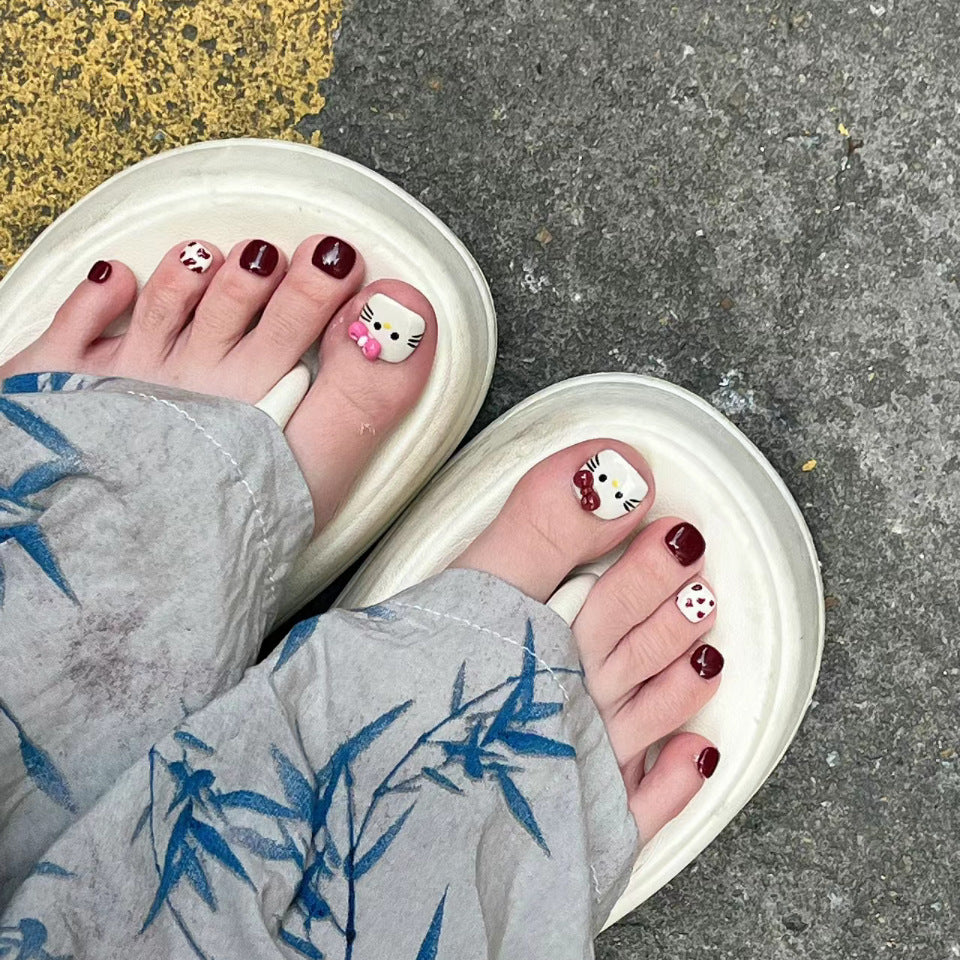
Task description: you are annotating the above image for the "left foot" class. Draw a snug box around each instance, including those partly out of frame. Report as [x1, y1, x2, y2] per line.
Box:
[0, 236, 438, 532]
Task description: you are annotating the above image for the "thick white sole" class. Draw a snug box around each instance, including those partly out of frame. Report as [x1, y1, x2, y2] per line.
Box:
[0, 139, 497, 620]
[336, 373, 824, 926]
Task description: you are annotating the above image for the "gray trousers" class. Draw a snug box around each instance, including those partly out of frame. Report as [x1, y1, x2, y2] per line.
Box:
[0, 374, 637, 959]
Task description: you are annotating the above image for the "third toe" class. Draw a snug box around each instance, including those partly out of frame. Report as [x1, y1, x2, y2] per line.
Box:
[239, 233, 365, 372]
[187, 239, 288, 356]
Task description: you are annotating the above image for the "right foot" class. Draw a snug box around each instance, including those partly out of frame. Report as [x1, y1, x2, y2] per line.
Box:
[0, 237, 437, 533]
[452, 440, 721, 842]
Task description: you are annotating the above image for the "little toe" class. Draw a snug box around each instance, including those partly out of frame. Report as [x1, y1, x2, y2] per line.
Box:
[44, 259, 137, 355]
[236, 234, 365, 375]
[573, 517, 707, 670]
[186, 239, 287, 358]
[122, 240, 223, 361]
[624, 733, 719, 843]
[452, 441, 655, 603]
[283, 278, 436, 533]
[0, 259, 138, 382]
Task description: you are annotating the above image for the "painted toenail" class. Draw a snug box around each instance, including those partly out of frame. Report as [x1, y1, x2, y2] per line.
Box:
[697, 747, 720, 778]
[690, 644, 724, 679]
[349, 294, 426, 363]
[239, 239, 279, 277]
[572, 449, 648, 519]
[676, 581, 717, 622]
[665, 522, 705, 566]
[180, 241, 213, 274]
[87, 260, 112, 283]
[312, 236, 357, 279]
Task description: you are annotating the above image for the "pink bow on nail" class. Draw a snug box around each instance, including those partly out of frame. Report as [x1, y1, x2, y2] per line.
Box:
[349, 320, 381, 360]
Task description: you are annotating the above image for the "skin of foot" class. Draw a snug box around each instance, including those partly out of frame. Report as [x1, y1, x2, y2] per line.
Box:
[0, 236, 438, 532]
[0, 238, 717, 844]
[452, 439, 722, 842]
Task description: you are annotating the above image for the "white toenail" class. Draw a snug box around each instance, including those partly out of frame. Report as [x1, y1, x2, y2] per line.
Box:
[179, 242, 213, 273]
[676, 581, 717, 622]
[352, 294, 425, 363]
[572, 449, 648, 520]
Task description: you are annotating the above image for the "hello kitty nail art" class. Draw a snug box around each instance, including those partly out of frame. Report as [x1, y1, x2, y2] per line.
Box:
[348, 293, 425, 363]
[677, 581, 717, 622]
[179, 241, 213, 273]
[572, 449, 649, 519]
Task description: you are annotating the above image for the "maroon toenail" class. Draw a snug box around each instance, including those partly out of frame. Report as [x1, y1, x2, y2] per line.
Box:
[697, 746, 720, 778]
[313, 236, 356, 279]
[665, 522, 705, 566]
[87, 260, 112, 284]
[691, 644, 724, 679]
[239, 239, 279, 277]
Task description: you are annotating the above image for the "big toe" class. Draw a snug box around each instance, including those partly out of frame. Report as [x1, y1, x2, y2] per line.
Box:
[284, 278, 437, 533]
[450, 440, 655, 602]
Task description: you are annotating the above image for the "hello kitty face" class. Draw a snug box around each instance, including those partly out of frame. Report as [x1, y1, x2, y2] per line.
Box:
[349, 294, 425, 363]
[572, 449, 649, 519]
[179, 241, 213, 273]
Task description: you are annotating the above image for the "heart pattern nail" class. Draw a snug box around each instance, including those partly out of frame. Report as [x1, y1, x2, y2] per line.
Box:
[572, 449, 648, 519]
[179, 241, 213, 274]
[676, 581, 716, 622]
[349, 294, 425, 363]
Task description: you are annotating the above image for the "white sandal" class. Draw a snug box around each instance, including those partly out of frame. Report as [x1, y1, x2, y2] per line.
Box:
[335, 372, 824, 925]
[0, 139, 496, 620]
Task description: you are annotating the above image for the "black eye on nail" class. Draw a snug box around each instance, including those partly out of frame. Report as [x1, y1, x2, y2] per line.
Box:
[374, 322, 382, 329]
[615, 491, 623, 499]
[390, 332, 400, 340]
[598, 474, 607, 482]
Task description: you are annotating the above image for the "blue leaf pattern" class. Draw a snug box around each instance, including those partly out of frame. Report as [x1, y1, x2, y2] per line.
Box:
[0, 397, 84, 606]
[29, 863, 76, 880]
[273, 617, 319, 673]
[414, 890, 448, 960]
[0, 700, 76, 814]
[173, 732, 214, 754]
[272, 745, 315, 821]
[0, 916, 72, 960]
[353, 803, 416, 880]
[450, 662, 465, 713]
[17, 618, 575, 959]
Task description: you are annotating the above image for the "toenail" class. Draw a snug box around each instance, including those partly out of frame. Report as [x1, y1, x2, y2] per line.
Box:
[180, 242, 213, 274]
[87, 260, 112, 284]
[665, 522, 705, 566]
[312, 236, 357, 279]
[572, 449, 648, 519]
[676, 581, 717, 622]
[239, 239, 279, 277]
[690, 644, 724, 679]
[349, 294, 426, 363]
[697, 747, 720, 778]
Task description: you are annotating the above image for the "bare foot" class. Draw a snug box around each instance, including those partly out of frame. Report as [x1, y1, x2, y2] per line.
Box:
[453, 440, 721, 840]
[0, 237, 437, 532]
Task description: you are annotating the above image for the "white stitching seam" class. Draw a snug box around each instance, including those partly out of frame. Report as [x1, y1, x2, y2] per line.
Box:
[389, 600, 571, 702]
[123, 391, 279, 606]
[590, 864, 602, 900]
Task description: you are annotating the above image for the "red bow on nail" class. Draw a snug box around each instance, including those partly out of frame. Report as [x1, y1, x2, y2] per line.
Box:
[573, 470, 600, 512]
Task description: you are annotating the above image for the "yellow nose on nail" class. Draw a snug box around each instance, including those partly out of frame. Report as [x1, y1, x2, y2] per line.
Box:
[612, 479, 620, 489]
[384, 322, 393, 329]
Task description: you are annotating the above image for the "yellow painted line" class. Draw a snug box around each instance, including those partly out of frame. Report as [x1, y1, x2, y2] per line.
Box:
[0, 0, 342, 276]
